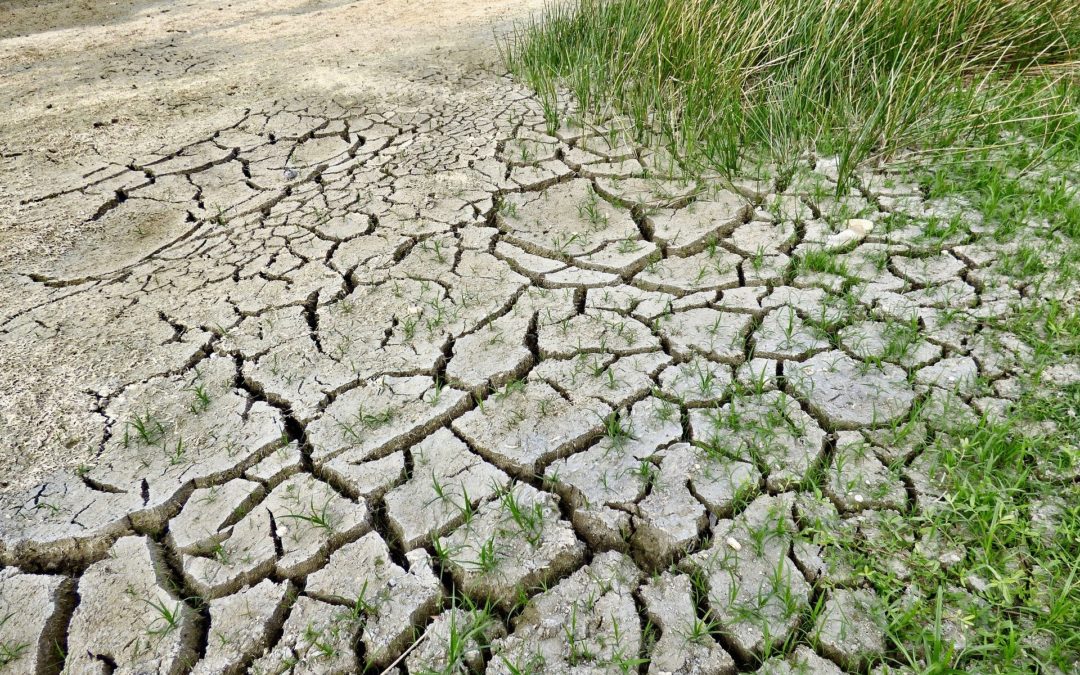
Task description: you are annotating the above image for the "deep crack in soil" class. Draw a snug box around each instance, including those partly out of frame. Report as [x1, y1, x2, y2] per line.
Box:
[0, 1, 1075, 673]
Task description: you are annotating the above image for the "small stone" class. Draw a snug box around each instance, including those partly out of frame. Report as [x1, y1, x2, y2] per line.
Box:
[846, 218, 875, 236]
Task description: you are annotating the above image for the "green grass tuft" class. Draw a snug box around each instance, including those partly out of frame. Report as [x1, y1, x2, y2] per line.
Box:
[506, 0, 1080, 185]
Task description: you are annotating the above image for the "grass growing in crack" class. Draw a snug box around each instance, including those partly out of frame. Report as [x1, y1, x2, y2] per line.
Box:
[879, 317, 924, 366]
[0, 614, 29, 668]
[301, 622, 341, 660]
[336, 404, 395, 443]
[187, 382, 211, 413]
[166, 436, 187, 466]
[616, 236, 641, 254]
[506, 0, 1080, 185]
[441, 604, 494, 671]
[799, 248, 849, 278]
[454, 483, 477, 526]
[920, 148, 1080, 246]
[343, 580, 379, 619]
[499, 653, 546, 675]
[577, 185, 609, 230]
[431, 535, 458, 567]
[125, 409, 166, 446]
[412, 595, 499, 675]
[499, 486, 546, 546]
[632, 459, 657, 488]
[822, 382, 1080, 671]
[600, 410, 636, 448]
[0, 642, 29, 668]
[471, 536, 501, 574]
[427, 376, 447, 406]
[280, 497, 337, 533]
[142, 597, 183, 639]
[564, 603, 595, 665]
[210, 542, 231, 565]
[605, 616, 649, 673]
[494, 378, 527, 402]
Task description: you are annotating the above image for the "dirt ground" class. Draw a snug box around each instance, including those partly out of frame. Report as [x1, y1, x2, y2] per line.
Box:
[0, 0, 543, 492]
[0, 1, 1073, 673]
[0, 0, 542, 272]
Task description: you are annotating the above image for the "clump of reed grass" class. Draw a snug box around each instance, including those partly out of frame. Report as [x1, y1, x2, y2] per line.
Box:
[505, 0, 1080, 184]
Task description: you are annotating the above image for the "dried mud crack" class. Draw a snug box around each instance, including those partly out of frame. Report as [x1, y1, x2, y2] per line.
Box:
[1, 1, 1078, 674]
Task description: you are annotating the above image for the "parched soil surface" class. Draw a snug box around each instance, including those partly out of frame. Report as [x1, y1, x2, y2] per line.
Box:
[1, 1, 1076, 674]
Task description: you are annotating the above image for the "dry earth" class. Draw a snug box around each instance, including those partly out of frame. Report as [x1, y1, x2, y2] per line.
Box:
[0, 1, 1074, 674]
[0, 0, 545, 488]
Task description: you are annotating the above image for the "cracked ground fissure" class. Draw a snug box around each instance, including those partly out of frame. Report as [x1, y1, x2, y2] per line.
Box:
[0, 1, 1074, 674]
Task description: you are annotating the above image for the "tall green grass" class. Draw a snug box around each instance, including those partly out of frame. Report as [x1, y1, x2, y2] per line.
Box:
[506, 0, 1080, 183]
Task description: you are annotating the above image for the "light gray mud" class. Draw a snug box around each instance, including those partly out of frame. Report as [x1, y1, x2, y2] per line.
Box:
[0, 1, 1074, 673]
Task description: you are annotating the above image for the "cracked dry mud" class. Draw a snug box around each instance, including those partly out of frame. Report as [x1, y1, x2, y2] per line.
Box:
[1, 1, 1077, 674]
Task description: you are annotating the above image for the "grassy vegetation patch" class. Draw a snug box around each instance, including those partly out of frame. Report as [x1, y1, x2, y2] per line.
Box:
[506, 0, 1080, 184]
[872, 385, 1080, 672]
[508, 3, 1080, 671]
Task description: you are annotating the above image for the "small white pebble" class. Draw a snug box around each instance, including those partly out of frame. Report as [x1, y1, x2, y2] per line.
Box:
[726, 536, 742, 551]
[845, 218, 875, 236]
[853, 494, 865, 503]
